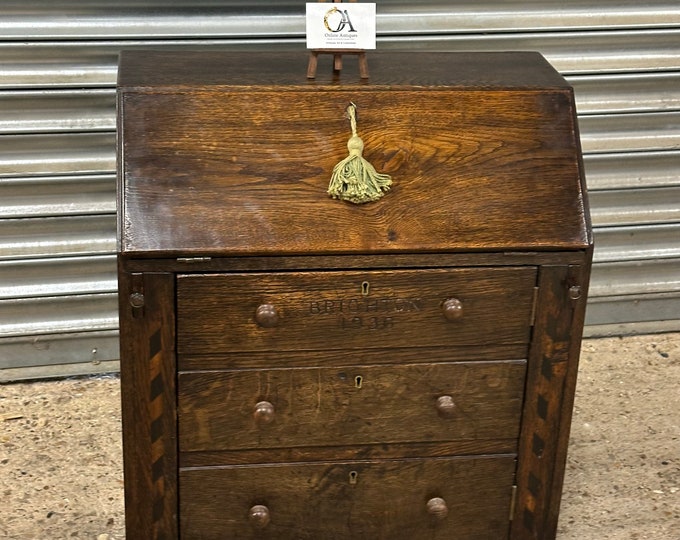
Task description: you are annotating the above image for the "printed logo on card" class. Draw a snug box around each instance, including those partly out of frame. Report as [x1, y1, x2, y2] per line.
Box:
[324, 7, 357, 33]
[306, 3, 377, 50]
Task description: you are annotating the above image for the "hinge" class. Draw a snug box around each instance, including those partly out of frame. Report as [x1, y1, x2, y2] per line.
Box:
[530, 287, 539, 326]
[509, 484, 518, 521]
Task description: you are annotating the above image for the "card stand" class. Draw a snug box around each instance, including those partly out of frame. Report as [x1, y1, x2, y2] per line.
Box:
[307, 49, 369, 79]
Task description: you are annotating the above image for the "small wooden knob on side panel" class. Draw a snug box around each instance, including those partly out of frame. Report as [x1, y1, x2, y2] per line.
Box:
[129, 292, 145, 308]
[255, 303, 280, 328]
[426, 497, 449, 520]
[435, 395, 456, 418]
[248, 504, 271, 529]
[253, 401, 275, 425]
[441, 298, 463, 321]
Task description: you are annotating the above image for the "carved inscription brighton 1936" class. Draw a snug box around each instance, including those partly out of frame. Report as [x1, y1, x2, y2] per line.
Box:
[309, 296, 424, 330]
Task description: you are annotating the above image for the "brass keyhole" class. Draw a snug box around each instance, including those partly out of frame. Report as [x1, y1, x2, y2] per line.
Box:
[349, 471, 358, 485]
[354, 375, 363, 389]
[361, 281, 370, 296]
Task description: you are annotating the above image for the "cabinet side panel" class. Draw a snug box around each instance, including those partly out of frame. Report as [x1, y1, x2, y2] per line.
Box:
[511, 263, 588, 539]
[118, 265, 177, 539]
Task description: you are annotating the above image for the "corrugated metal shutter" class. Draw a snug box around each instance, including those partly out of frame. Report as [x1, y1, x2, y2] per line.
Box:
[1, 1, 679, 379]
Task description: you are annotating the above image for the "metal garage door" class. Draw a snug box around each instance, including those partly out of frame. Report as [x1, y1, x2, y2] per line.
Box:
[1, 1, 679, 380]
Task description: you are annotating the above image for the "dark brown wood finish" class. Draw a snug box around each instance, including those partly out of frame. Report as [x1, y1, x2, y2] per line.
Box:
[119, 51, 589, 258]
[178, 343, 528, 371]
[123, 251, 588, 272]
[179, 456, 517, 540]
[117, 51, 592, 539]
[178, 360, 526, 453]
[176, 268, 536, 354]
[118, 51, 570, 90]
[118, 268, 177, 539]
[179, 439, 521, 468]
[511, 264, 591, 538]
[121, 88, 586, 256]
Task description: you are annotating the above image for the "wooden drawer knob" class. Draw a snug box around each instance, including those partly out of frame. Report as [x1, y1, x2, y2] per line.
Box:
[435, 395, 456, 417]
[248, 504, 271, 529]
[441, 298, 463, 321]
[426, 497, 449, 520]
[255, 303, 280, 328]
[253, 401, 275, 424]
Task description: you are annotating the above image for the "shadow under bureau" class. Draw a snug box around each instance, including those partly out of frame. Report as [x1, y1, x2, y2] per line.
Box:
[117, 50, 592, 539]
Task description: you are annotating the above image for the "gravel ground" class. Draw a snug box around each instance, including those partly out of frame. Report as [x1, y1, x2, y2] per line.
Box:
[0, 333, 678, 539]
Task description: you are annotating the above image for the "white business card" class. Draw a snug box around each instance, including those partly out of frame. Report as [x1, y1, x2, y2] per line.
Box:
[306, 3, 376, 50]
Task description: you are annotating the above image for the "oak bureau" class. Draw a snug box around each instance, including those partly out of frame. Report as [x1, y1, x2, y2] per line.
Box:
[117, 50, 592, 539]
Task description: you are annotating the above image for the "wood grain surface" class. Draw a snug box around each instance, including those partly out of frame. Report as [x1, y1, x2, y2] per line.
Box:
[179, 455, 516, 540]
[178, 360, 526, 453]
[119, 52, 588, 257]
[178, 343, 529, 371]
[118, 270, 177, 539]
[176, 267, 537, 354]
[118, 51, 570, 90]
[117, 51, 593, 540]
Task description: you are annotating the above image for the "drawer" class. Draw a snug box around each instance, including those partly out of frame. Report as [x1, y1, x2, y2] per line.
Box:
[179, 455, 516, 539]
[178, 360, 525, 452]
[176, 267, 536, 354]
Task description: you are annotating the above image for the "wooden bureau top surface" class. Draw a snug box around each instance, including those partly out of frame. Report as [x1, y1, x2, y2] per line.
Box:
[118, 50, 569, 90]
[117, 51, 591, 258]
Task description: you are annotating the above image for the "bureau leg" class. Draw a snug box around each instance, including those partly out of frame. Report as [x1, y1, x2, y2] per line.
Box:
[511, 264, 590, 540]
[118, 267, 178, 539]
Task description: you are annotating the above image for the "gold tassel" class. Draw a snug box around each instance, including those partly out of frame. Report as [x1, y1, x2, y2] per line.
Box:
[328, 103, 392, 204]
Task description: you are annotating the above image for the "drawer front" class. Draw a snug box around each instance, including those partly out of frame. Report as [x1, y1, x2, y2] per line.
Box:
[176, 267, 537, 354]
[179, 456, 515, 540]
[178, 360, 525, 452]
